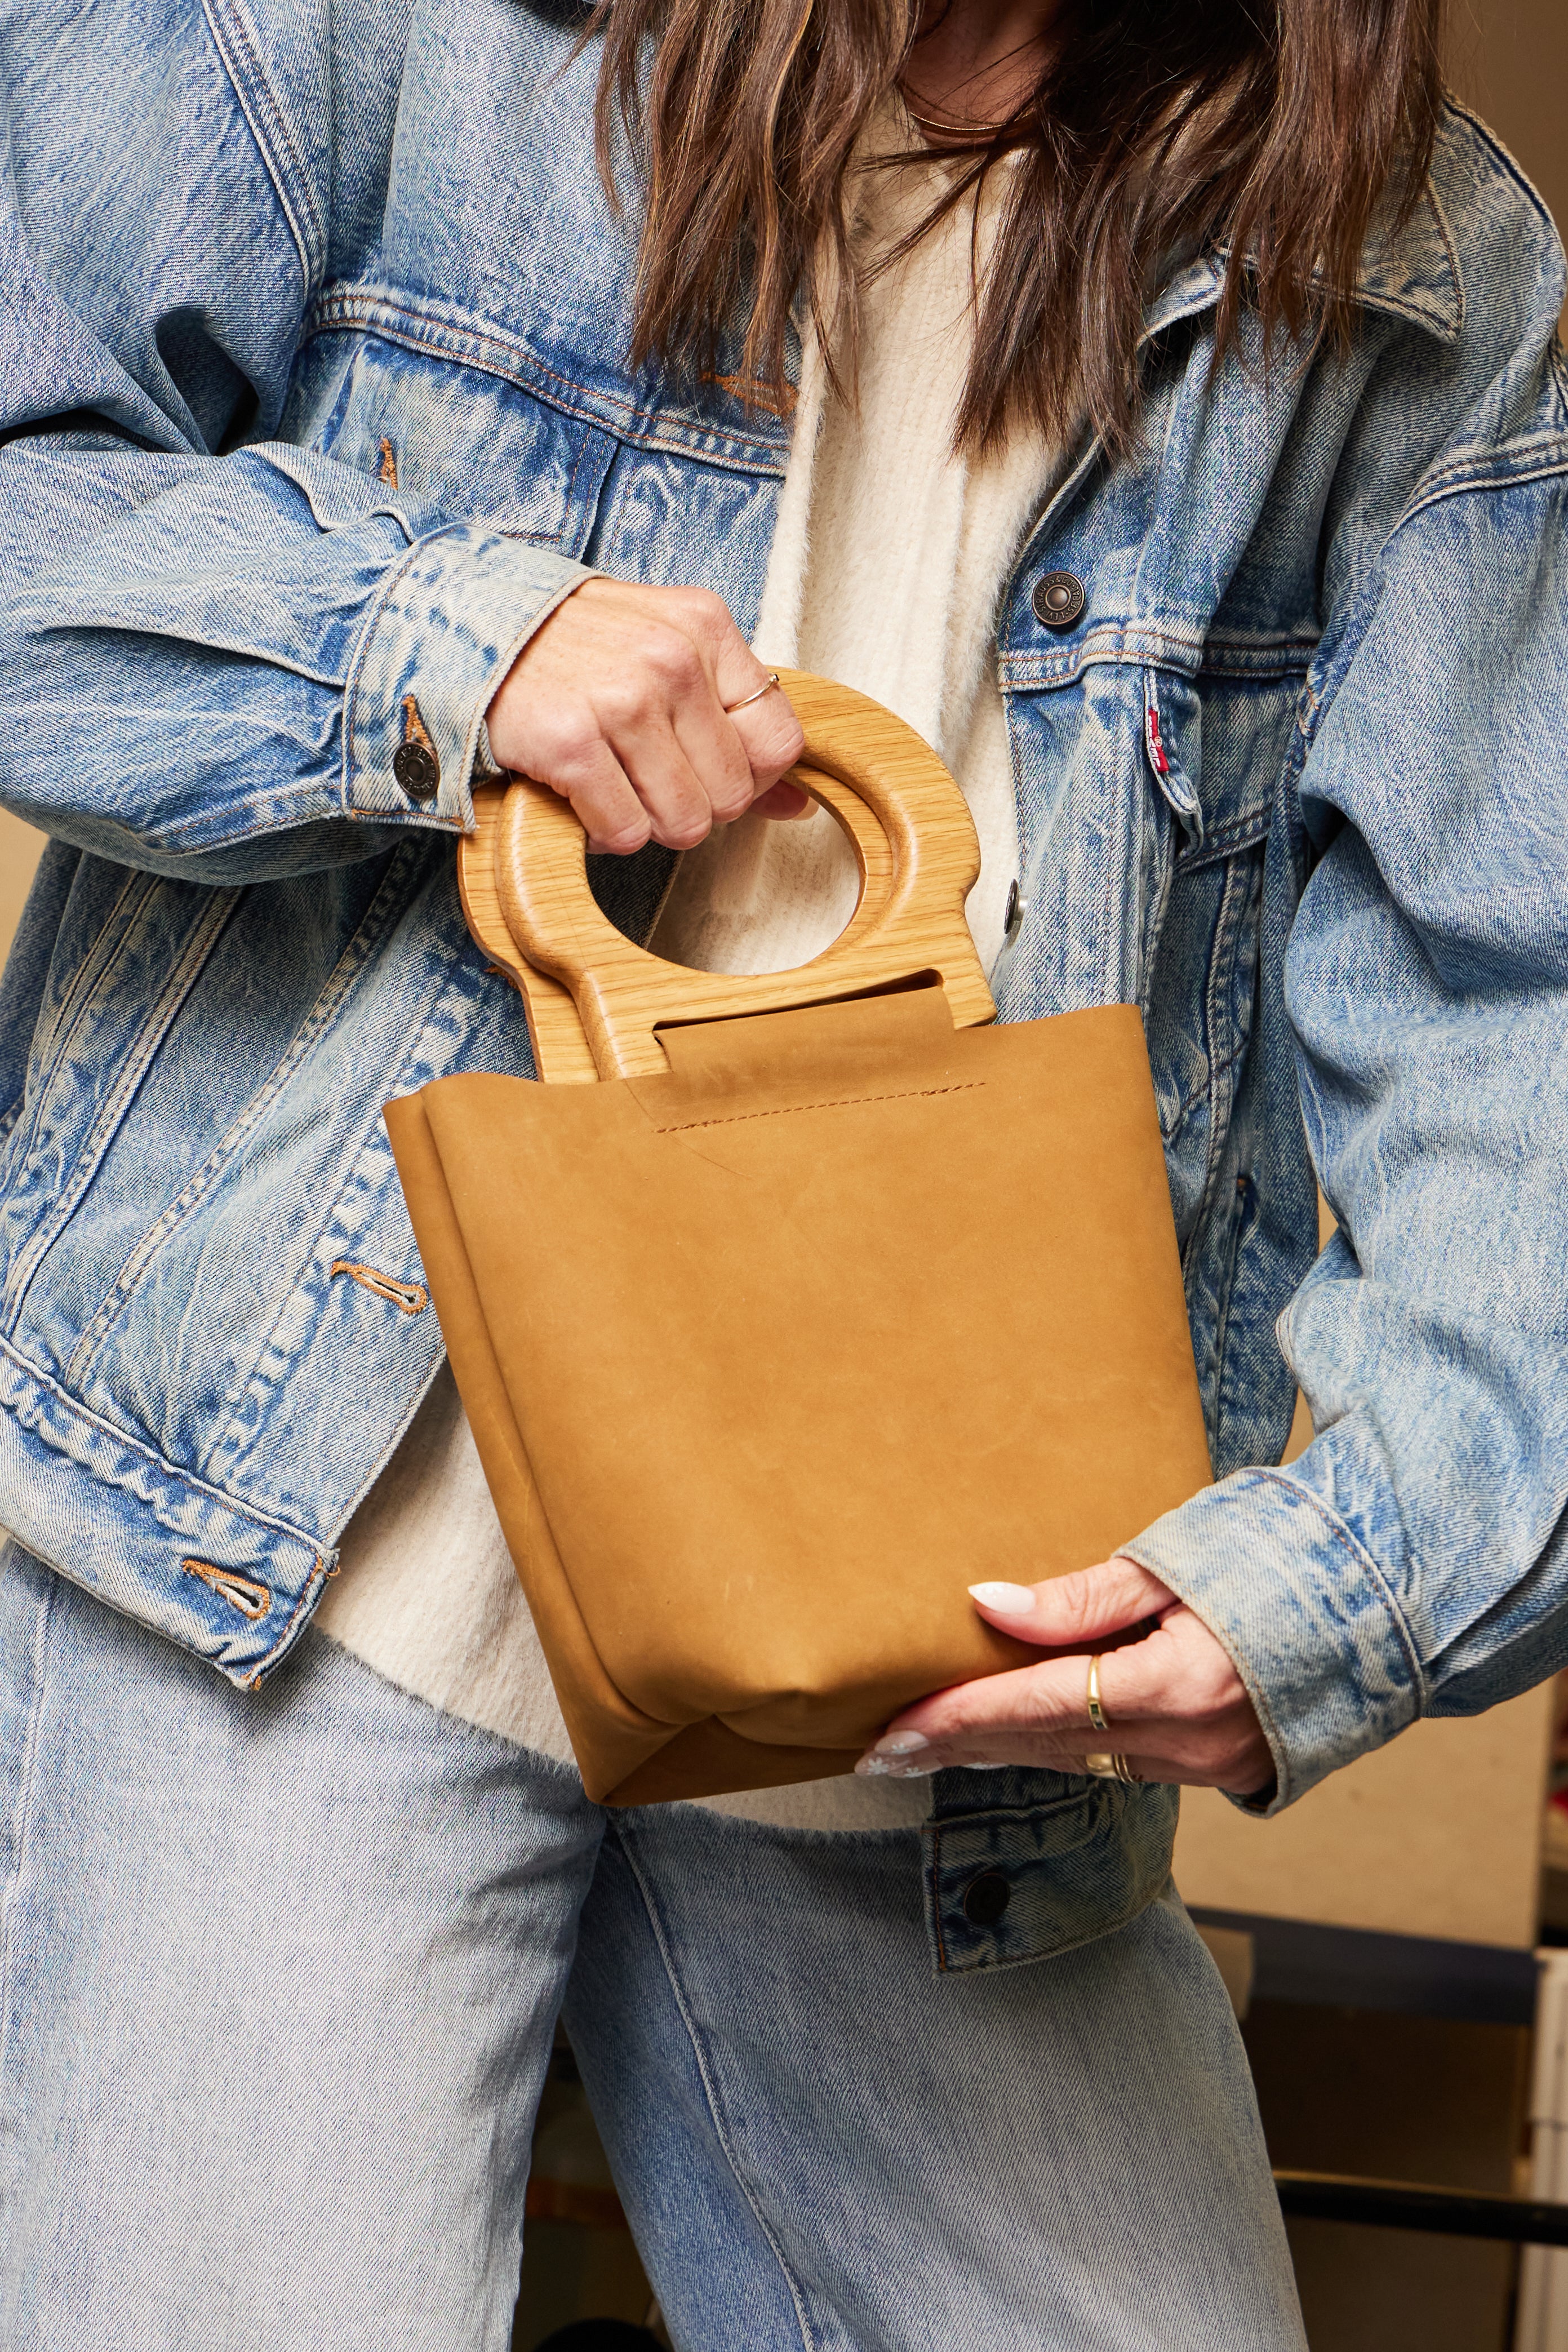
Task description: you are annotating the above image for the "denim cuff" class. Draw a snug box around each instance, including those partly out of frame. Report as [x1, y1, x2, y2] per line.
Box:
[342, 523, 593, 831]
[1120, 1468, 1425, 1815]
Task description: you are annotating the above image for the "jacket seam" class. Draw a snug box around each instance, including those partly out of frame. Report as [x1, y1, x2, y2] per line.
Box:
[1001, 628, 1318, 691]
[1298, 433, 1568, 766]
[1443, 93, 1566, 256]
[1224, 1467, 1428, 1710]
[307, 287, 788, 449]
[245, 1550, 332, 1685]
[197, 0, 319, 291]
[5, 886, 241, 1336]
[1419, 170, 1467, 339]
[1162, 1032, 1251, 1146]
[339, 530, 458, 815]
[0, 867, 148, 1228]
[106, 777, 408, 850]
[1180, 855, 1253, 1277]
[192, 850, 442, 1486]
[64, 846, 429, 1388]
[0, 1329, 328, 1552]
[1397, 442, 1568, 530]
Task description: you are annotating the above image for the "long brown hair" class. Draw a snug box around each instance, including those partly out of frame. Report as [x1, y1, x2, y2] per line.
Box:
[593, 0, 1444, 461]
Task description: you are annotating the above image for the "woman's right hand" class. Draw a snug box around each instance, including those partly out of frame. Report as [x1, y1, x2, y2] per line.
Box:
[485, 577, 810, 854]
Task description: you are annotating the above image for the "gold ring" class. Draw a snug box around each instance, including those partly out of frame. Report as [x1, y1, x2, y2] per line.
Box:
[723, 671, 781, 716]
[1085, 1752, 1141, 1785]
[1086, 1654, 1110, 1736]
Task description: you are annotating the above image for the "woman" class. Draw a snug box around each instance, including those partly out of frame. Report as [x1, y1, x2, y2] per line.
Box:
[0, 0, 1562, 2343]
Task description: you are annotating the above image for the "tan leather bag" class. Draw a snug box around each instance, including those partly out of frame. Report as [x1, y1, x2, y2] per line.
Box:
[383, 671, 1211, 1805]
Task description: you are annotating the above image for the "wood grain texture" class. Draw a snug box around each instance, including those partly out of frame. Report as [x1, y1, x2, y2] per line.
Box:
[457, 671, 996, 1081]
[459, 785, 599, 1083]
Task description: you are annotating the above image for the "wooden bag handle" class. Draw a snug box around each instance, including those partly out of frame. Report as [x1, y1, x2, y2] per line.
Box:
[458, 668, 996, 1081]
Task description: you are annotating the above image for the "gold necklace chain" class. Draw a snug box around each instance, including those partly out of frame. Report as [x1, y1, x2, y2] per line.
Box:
[897, 82, 1012, 138]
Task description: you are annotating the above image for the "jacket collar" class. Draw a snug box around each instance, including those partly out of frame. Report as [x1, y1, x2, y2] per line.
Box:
[1144, 175, 1464, 348]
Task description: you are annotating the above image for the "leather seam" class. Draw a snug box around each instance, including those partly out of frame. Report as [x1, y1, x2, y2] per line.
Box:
[655, 1082, 984, 1134]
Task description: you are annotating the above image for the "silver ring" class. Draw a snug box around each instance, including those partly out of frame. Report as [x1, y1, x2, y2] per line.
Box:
[723, 671, 781, 716]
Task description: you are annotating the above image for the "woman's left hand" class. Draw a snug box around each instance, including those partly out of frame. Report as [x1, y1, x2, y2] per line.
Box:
[856, 1557, 1274, 1796]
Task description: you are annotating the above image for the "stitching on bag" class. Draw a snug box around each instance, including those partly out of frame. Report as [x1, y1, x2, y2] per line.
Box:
[655, 1082, 984, 1134]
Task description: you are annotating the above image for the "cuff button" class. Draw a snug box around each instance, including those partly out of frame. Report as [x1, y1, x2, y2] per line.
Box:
[393, 741, 441, 802]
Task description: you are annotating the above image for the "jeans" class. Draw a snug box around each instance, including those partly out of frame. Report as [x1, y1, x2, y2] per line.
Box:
[0, 1545, 1305, 2351]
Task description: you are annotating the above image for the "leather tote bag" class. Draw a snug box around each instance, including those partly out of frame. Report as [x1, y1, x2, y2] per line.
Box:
[384, 671, 1211, 1805]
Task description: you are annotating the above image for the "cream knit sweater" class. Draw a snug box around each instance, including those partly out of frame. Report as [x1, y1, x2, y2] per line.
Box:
[317, 126, 1059, 1824]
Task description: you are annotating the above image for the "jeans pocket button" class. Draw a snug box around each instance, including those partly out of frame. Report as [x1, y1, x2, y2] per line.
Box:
[962, 1871, 1011, 1926]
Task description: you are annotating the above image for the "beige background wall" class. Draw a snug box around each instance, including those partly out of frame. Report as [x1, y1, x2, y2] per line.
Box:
[0, 810, 42, 944]
[1449, 0, 1568, 243]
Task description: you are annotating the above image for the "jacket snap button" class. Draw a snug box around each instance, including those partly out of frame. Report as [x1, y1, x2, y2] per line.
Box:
[962, 1871, 1011, 1927]
[1032, 571, 1086, 629]
[1003, 880, 1026, 939]
[393, 741, 441, 801]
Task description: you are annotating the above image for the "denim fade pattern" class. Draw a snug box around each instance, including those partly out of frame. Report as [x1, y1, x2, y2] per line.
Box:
[1, 0, 1567, 1843]
[0, 1541, 1306, 2352]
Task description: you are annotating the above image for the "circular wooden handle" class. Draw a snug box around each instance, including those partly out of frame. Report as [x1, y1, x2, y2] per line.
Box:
[469, 670, 995, 1080]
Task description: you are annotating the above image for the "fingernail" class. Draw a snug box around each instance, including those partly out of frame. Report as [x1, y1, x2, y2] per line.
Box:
[873, 1731, 929, 1756]
[969, 1581, 1038, 1615]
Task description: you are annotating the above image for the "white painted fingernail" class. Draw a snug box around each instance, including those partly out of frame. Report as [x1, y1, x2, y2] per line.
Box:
[854, 1755, 890, 1776]
[969, 1581, 1038, 1615]
[873, 1731, 929, 1757]
[885, 1761, 938, 1777]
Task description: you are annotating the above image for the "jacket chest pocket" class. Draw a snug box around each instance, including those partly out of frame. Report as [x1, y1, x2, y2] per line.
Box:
[283, 331, 620, 553]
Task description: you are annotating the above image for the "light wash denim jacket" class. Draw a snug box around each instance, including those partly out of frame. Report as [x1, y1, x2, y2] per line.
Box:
[1, 0, 1565, 1823]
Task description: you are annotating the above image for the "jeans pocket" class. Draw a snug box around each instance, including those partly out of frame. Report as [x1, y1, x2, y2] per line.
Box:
[923, 1767, 1180, 1973]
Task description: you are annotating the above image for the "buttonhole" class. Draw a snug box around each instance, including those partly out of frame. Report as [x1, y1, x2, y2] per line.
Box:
[330, 1259, 428, 1316]
[181, 1557, 272, 1622]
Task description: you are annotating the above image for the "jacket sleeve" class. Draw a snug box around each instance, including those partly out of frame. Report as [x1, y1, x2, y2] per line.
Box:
[1126, 312, 1568, 1809]
[0, 0, 588, 883]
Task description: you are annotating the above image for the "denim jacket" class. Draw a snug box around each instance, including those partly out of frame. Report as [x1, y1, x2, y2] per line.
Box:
[1, 0, 1565, 1817]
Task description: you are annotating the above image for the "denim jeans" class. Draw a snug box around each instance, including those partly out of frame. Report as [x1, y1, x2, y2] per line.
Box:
[0, 1545, 1304, 2351]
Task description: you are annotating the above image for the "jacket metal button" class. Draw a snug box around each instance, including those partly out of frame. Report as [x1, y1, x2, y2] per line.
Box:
[1003, 880, 1026, 939]
[962, 1871, 1011, 1926]
[1032, 571, 1086, 629]
[393, 741, 440, 801]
